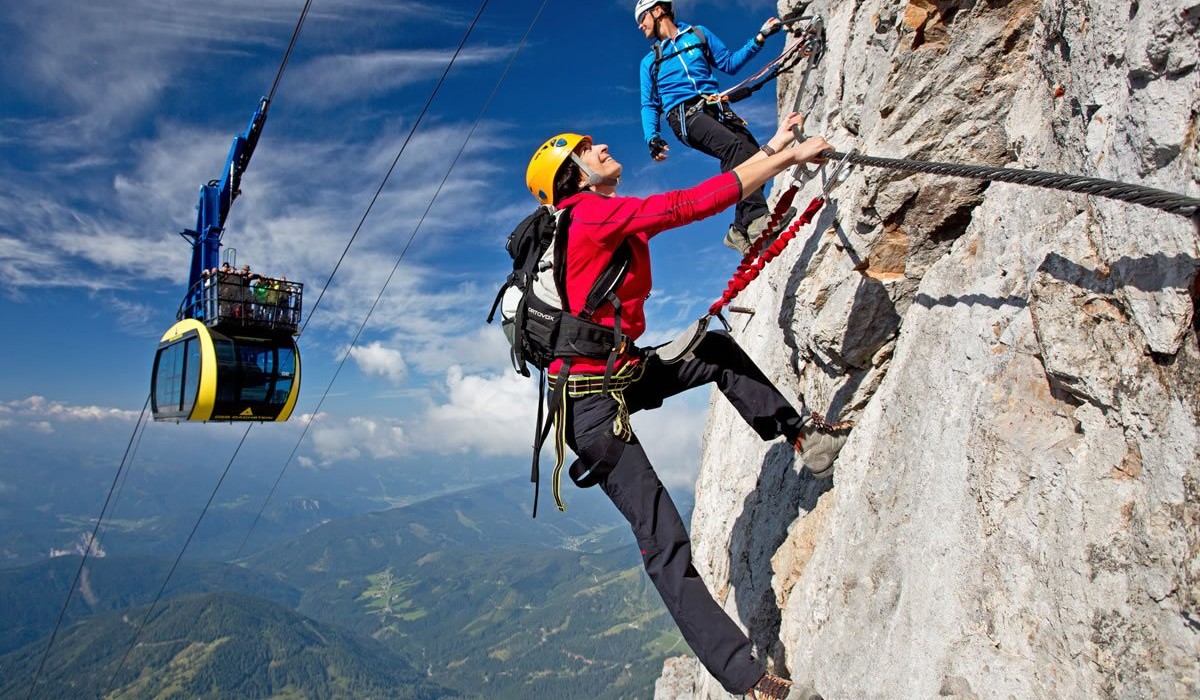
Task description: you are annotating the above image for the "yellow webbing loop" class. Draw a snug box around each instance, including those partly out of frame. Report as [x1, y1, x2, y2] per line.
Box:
[550, 362, 644, 511]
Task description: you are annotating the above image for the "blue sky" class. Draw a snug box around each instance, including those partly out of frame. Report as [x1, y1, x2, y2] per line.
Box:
[0, 0, 787, 514]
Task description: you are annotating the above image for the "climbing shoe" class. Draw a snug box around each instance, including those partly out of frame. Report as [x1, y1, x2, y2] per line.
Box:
[747, 671, 793, 699]
[724, 223, 753, 254]
[793, 412, 853, 478]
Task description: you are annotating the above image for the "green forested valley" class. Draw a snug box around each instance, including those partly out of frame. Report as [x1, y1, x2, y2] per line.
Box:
[1, 479, 693, 699]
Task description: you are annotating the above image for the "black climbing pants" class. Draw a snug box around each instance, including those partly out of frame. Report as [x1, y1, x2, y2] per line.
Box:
[666, 100, 769, 234]
[564, 332, 805, 694]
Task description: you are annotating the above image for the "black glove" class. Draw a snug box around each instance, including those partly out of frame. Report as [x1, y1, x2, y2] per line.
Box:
[648, 137, 669, 159]
[758, 19, 781, 39]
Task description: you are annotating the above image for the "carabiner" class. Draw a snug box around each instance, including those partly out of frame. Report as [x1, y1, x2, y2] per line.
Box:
[820, 149, 856, 198]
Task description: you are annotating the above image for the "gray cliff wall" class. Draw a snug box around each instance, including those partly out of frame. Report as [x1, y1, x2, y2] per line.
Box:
[657, 1, 1198, 698]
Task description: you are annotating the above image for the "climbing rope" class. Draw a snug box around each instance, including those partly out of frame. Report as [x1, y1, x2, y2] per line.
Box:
[819, 149, 1200, 220]
[710, 189, 825, 316]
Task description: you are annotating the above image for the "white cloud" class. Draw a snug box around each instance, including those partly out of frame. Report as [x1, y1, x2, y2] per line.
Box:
[628, 392, 708, 489]
[405, 323, 513, 377]
[49, 532, 106, 559]
[285, 360, 708, 489]
[1, 396, 142, 424]
[309, 415, 407, 465]
[405, 363, 708, 490]
[350, 341, 409, 383]
[289, 46, 515, 106]
[411, 366, 539, 456]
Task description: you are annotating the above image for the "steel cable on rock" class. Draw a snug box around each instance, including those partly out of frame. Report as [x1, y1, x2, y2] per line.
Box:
[820, 149, 1200, 220]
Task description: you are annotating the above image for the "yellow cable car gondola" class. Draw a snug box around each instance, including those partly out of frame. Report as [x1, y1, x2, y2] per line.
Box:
[151, 98, 303, 422]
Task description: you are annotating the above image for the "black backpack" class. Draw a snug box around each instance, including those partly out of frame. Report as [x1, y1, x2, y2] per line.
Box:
[487, 203, 631, 377]
[486, 200, 631, 516]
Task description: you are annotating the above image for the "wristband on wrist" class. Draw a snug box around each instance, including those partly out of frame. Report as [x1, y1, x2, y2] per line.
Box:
[760, 144, 777, 156]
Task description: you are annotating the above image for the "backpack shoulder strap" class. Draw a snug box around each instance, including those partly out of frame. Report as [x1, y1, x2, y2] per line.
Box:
[550, 205, 573, 306]
[691, 26, 713, 65]
[552, 195, 632, 321]
[580, 242, 631, 320]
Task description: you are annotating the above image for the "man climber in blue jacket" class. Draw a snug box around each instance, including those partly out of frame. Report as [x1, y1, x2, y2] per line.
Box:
[636, 0, 784, 253]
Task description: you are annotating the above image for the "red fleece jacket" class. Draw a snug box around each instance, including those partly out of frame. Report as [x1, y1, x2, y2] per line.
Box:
[551, 170, 742, 375]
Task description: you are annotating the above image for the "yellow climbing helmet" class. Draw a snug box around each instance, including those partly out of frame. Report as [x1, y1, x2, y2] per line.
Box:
[526, 133, 588, 206]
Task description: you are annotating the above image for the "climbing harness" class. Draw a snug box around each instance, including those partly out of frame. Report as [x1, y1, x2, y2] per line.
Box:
[549, 361, 646, 510]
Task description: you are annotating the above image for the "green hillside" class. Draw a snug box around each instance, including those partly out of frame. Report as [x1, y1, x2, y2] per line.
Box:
[248, 479, 692, 699]
[0, 592, 454, 700]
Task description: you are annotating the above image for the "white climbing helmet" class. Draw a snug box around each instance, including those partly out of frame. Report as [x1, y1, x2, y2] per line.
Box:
[634, 0, 670, 22]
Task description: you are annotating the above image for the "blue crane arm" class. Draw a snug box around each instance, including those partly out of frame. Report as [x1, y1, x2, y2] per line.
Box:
[179, 97, 271, 319]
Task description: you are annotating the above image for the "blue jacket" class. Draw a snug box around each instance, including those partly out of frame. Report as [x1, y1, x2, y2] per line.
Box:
[639, 22, 764, 144]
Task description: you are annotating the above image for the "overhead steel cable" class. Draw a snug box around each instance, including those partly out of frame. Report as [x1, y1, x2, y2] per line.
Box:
[817, 149, 1200, 220]
[97, 409, 150, 550]
[227, 0, 547, 570]
[268, 0, 314, 103]
[299, 0, 492, 335]
[101, 425, 255, 698]
[228, 0, 497, 566]
[24, 395, 150, 700]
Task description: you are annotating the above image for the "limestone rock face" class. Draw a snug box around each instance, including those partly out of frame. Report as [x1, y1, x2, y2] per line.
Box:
[666, 1, 1199, 698]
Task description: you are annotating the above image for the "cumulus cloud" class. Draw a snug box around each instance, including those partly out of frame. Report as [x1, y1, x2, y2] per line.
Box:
[411, 366, 539, 456]
[628, 393, 708, 489]
[287, 362, 708, 492]
[308, 414, 407, 465]
[49, 532, 106, 559]
[350, 341, 409, 383]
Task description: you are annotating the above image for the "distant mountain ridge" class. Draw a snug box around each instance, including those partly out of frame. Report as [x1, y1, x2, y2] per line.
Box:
[0, 555, 300, 656]
[0, 591, 453, 700]
[2, 478, 693, 699]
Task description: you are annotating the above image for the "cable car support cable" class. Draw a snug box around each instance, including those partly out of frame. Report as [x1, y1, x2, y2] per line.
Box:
[24, 396, 151, 700]
[299, 0, 492, 335]
[225, 0, 497, 570]
[23, 2, 315, 696]
[227, 0, 548, 570]
[101, 425, 255, 698]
